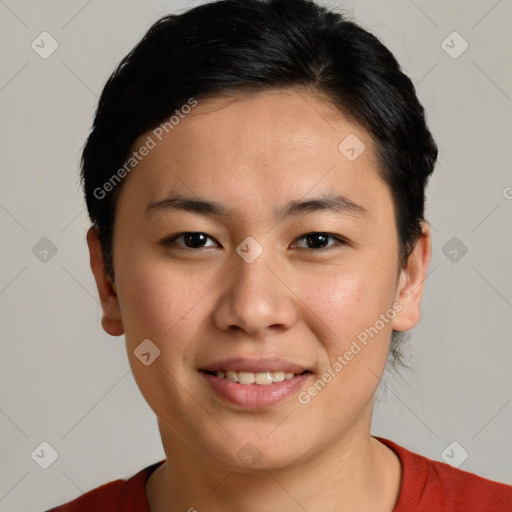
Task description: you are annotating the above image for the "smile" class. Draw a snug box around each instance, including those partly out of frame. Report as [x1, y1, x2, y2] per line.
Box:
[201, 369, 307, 385]
[199, 363, 312, 408]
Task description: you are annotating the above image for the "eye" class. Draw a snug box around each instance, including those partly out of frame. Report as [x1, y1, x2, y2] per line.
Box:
[162, 232, 219, 249]
[293, 232, 347, 250]
[161, 231, 347, 251]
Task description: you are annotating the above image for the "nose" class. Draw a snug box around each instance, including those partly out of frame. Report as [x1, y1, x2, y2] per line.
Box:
[212, 249, 298, 340]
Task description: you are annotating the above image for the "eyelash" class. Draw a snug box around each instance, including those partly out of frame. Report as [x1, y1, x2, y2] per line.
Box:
[162, 232, 348, 251]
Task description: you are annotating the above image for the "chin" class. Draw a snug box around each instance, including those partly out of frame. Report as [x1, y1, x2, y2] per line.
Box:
[197, 431, 314, 474]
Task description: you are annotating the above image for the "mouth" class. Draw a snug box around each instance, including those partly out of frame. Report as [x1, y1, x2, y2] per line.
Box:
[198, 358, 313, 408]
[200, 369, 311, 385]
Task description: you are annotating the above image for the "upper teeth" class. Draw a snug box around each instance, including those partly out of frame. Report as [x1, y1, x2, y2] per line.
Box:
[216, 370, 296, 385]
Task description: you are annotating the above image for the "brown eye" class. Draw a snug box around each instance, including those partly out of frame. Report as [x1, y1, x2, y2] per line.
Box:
[164, 232, 219, 249]
[294, 232, 346, 250]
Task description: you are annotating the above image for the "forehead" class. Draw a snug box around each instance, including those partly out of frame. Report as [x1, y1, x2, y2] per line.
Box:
[118, 88, 392, 224]
[167, 88, 375, 169]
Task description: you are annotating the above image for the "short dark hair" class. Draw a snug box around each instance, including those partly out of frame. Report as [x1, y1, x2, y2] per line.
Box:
[81, 0, 437, 364]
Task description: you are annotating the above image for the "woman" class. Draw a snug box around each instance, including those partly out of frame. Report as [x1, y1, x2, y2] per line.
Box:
[47, 0, 512, 510]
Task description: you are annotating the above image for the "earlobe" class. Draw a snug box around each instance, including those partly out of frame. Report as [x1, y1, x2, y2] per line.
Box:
[86, 226, 124, 337]
[391, 222, 432, 332]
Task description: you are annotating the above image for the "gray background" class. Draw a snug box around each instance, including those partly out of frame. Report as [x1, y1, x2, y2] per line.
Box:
[0, 0, 511, 510]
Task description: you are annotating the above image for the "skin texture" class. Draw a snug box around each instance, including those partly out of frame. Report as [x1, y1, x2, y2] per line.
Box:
[87, 88, 431, 512]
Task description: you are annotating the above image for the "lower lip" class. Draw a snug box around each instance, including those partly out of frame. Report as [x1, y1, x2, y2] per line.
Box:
[200, 371, 312, 408]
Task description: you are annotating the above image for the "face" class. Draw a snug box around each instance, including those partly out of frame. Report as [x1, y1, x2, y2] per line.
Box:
[88, 88, 430, 471]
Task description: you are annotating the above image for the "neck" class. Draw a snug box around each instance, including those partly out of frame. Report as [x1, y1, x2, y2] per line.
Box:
[146, 427, 401, 512]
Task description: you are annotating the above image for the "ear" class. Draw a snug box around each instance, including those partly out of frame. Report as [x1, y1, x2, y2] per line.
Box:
[86, 226, 124, 337]
[391, 221, 432, 332]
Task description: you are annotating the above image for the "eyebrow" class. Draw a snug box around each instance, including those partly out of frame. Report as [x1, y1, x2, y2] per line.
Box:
[145, 192, 368, 220]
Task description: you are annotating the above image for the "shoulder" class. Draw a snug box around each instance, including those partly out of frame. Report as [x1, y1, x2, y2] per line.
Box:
[44, 460, 165, 512]
[377, 438, 512, 512]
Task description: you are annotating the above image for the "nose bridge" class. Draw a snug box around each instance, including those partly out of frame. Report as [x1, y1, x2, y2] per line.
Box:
[232, 232, 277, 298]
[234, 248, 274, 299]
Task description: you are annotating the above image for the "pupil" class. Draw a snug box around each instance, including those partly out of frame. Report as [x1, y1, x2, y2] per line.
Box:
[185, 233, 206, 248]
[308, 233, 327, 248]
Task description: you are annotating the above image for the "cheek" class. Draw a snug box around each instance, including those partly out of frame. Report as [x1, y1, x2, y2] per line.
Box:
[114, 256, 210, 413]
[115, 253, 207, 349]
[295, 263, 396, 425]
[297, 255, 397, 347]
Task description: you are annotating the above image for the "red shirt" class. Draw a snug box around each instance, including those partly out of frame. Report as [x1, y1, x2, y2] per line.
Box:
[45, 438, 512, 511]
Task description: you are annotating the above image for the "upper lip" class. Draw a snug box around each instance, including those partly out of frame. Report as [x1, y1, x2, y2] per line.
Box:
[200, 357, 309, 374]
